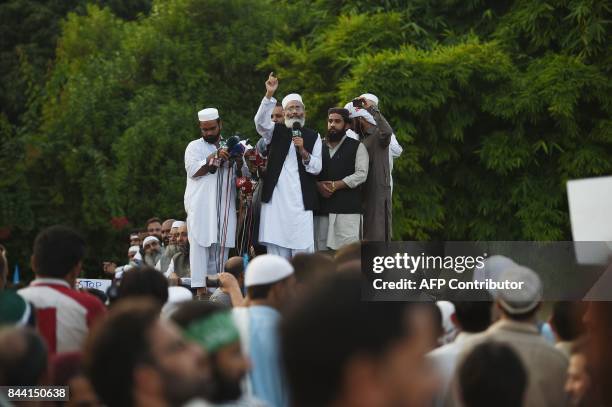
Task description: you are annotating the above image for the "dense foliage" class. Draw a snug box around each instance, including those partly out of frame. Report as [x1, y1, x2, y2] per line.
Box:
[1, 0, 611, 276]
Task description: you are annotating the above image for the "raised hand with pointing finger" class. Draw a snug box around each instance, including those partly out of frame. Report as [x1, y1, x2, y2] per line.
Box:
[265, 72, 278, 99]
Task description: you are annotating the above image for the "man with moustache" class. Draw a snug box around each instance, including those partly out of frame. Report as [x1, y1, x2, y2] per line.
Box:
[161, 218, 174, 247]
[142, 236, 163, 267]
[185, 108, 242, 297]
[156, 220, 183, 274]
[166, 223, 191, 284]
[314, 108, 368, 251]
[254, 73, 322, 259]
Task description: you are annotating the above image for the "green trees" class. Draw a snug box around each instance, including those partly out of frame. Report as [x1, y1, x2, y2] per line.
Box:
[0, 0, 610, 275]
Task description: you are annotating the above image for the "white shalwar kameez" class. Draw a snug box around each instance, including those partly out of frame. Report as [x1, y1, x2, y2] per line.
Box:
[184, 138, 236, 288]
[254, 97, 322, 259]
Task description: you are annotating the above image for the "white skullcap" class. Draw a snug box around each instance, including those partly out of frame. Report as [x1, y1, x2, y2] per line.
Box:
[497, 266, 543, 315]
[161, 286, 194, 319]
[473, 255, 519, 297]
[198, 108, 219, 122]
[245, 254, 294, 287]
[360, 93, 379, 106]
[128, 245, 141, 254]
[282, 93, 303, 109]
[171, 220, 186, 229]
[143, 236, 159, 247]
[344, 102, 377, 126]
[130, 234, 139, 239]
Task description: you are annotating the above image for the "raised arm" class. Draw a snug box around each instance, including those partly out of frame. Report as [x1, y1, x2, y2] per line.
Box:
[368, 105, 392, 148]
[254, 72, 279, 144]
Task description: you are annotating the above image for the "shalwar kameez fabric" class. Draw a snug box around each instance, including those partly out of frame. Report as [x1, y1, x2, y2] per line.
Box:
[254, 96, 322, 259]
[184, 109, 237, 288]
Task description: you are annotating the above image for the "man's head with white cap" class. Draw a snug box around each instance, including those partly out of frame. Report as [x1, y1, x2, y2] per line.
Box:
[360, 93, 379, 107]
[344, 101, 377, 138]
[245, 254, 296, 310]
[264, 72, 306, 129]
[496, 265, 543, 321]
[198, 107, 222, 144]
[169, 220, 185, 246]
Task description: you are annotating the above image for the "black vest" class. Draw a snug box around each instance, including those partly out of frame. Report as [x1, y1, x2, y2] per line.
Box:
[318, 137, 362, 215]
[261, 124, 319, 211]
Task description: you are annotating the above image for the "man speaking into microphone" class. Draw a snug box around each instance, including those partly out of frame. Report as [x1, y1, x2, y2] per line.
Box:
[254, 72, 322, 259]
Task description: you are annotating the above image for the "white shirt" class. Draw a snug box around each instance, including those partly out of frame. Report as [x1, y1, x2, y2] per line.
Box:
[427, 331, 479, 407]
[254, 97, 322, 249]
[184, 138, 237, 248]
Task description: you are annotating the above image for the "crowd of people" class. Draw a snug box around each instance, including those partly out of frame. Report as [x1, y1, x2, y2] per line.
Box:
[1, 226, 612, 407]
[1, 71, 611, 407]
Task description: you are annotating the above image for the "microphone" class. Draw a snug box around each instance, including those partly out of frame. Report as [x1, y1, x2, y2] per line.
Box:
[292, 122, 302, 153]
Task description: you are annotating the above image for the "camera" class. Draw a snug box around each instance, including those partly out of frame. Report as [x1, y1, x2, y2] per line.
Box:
[352, 98, 364, 108]
[206, 276, 222, 288]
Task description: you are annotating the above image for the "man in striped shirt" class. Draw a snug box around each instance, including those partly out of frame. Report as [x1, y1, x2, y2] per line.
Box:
[19, 225, 106, 354]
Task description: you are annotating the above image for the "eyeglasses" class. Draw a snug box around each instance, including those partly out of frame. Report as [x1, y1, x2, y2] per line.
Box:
[286, 106, 304, 113]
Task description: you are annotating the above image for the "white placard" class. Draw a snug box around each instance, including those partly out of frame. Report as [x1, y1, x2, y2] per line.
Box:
[77, 278, 113, 293]
[567, 175, 612, 264]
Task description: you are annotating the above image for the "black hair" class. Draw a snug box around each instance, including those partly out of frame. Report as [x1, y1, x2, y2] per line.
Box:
[327, 107, 350, 124]
[459, 341, 527, 407]
[550, 301, 585, 341]
[0, 327, 48, 386]
[171, 301, 224, 329]
[145, 217, 162, 228]
[281, 271, 412, 407]
[291, 252, 335, 284]
[116, 266, 169, 306]
[451, 289, 493, 333]
[32, 225, 85, 278]
[85, 299, 159, 407]
[246, 283, 273, 300]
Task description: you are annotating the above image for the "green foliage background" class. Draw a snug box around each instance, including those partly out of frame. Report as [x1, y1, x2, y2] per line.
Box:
[1, 0, 611, 277]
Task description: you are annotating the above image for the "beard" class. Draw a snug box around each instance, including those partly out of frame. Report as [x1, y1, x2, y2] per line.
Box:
[203, 132, 221, 144]
[178, 241, 190, 256]
[144, 250, 162, 267]
[206, 360, 244, 403]
[327, 128, 346, 142]
[284, 116, 305, 129]
[160, 365, 212, 407]
[164, 244, 178, 258]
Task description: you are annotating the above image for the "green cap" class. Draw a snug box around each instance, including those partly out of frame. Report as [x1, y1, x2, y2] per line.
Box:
[184, 311, 240, 354]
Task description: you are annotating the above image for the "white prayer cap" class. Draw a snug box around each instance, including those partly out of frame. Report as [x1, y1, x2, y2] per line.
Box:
[473, 255, 518, 297]
[198, 107, 219, 122]
[282, 93, 303, 109]
[143, 236, 159, 247]
[245, 254, 294, 287]
[161, 286, 194, 319]
[344, 102, 377, 126]
[497, 266, 543, 315]
[130, 233, 139, 240]
[128, 245, 141, 254]
[360, 93, 379, 106]
[171, 220, 186, 229]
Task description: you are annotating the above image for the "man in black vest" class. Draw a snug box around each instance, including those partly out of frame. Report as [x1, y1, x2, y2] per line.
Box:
[254, 72, 323, 259]
[314, 108, 369, 251]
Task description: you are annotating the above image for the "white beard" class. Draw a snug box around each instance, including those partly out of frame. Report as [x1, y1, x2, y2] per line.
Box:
[285, 117, 305, 129]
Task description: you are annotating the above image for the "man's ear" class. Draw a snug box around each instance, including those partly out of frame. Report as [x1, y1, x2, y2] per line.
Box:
[219, 120, 223, 131]
[30, 255, 37, 273]
[67, 261, 83, 282]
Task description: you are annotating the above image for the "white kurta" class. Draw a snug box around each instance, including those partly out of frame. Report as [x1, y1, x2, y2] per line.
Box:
[254, 97, 322, 250]
[184, 138, 237, 249]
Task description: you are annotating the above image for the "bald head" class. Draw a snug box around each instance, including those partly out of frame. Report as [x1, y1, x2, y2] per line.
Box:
[224, 256, 244, 278]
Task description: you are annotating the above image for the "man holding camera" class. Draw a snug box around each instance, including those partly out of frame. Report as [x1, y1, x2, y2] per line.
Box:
[254, 73, 322, 259]
[345, 97, 394, 241]
[184, 108, 242, 297]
